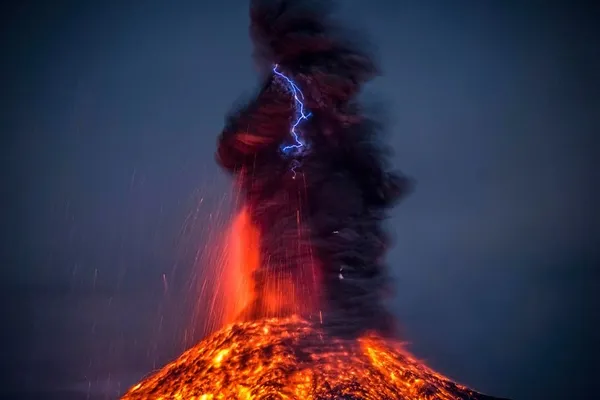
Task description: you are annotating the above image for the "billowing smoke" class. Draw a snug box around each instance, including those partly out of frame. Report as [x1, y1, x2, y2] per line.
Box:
[216, 0, 412, 338]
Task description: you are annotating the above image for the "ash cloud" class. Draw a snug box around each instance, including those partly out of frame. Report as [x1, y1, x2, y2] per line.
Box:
[217, 0, 411, 337]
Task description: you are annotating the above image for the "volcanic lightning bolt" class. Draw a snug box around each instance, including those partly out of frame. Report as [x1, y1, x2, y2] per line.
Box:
[272, 64, 311, 155]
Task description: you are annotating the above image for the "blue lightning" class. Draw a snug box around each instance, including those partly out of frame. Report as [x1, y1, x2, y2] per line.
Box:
[272, 64, 312, 156]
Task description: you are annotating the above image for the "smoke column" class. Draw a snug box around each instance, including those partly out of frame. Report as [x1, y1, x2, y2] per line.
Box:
[217, 0, 411, 338]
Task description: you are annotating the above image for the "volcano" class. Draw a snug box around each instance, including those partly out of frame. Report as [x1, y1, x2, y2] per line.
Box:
[122, 317, 506, 400]
[121, 0, 509, 398]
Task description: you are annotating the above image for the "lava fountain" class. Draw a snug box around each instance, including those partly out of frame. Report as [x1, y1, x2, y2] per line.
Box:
[220, 205, 261, 326]
[122, 0, 508, 399]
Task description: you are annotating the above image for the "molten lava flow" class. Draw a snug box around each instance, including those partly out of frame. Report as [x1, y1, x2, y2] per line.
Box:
[122, 317, 490, 400]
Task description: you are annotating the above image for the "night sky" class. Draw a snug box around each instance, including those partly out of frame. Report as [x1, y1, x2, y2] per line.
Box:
[1, 1, 597, 399]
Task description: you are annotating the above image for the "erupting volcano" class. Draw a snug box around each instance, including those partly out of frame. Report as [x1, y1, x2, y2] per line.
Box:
[122, 0, 508, 398]
[122, 317, 504, 399]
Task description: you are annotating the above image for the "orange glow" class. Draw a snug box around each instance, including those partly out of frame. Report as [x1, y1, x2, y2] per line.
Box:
[122, 317, 482, 400]
[221, 207, 261, 326]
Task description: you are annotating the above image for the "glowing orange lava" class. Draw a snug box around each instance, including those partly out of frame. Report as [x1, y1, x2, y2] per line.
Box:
[122, 317, 490, 400]
[221, 207, 261, 325]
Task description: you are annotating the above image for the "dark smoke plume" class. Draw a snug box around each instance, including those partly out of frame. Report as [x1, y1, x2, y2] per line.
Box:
[217, 0, 412, 338]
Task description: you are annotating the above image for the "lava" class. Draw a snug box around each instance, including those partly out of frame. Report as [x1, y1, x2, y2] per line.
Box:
[220, 206, 261, 326]
[122, 317, 493, 400]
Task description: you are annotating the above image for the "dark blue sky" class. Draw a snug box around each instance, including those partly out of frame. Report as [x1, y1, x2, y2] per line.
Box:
[1, 1, 597, 399]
